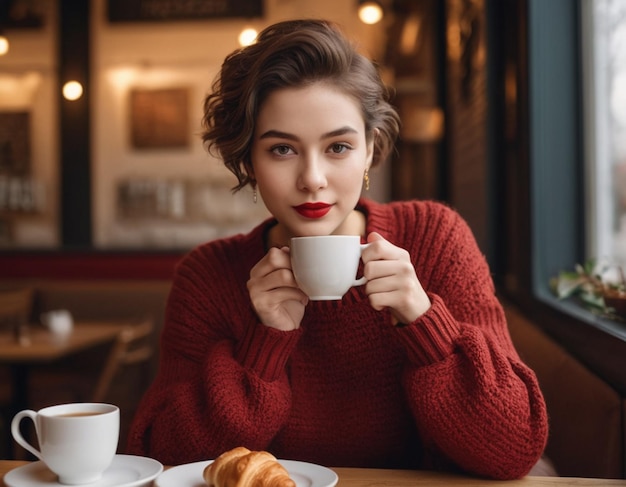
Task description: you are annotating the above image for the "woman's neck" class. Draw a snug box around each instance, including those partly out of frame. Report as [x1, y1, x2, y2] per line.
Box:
[267, 209, 366, 248]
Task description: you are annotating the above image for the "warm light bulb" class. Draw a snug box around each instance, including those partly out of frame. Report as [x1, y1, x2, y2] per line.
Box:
[0, 35, 9, 56]
[358, 2, 383, 25]
[238, 27, 258, 47]
[63, 81, 83, 100]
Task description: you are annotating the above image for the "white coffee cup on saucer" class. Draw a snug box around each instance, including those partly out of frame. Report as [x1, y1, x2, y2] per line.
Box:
[11, 403, 119, 485]
[290, 235, 369, 300]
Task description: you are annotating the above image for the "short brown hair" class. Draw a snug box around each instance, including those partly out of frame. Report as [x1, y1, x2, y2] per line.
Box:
[201, 19, 400, 191]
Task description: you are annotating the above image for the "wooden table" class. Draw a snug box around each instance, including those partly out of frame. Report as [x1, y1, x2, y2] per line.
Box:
[1, 460, 626, 486]
[0, 322, 131, 458]
[331, 466, 626, 485]
[0, 321, 129, 363]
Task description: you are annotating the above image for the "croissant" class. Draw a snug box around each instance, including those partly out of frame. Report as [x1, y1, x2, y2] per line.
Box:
[203, 447, 296, 487]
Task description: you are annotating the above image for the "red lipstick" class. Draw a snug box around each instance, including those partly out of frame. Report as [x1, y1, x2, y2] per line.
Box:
[294, 202, 332, 219]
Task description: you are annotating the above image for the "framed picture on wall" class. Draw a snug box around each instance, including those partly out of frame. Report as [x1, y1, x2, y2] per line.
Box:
[0, 111, 30, 176]
[108, 0, 263, 22]
[129, 87, 190, 149]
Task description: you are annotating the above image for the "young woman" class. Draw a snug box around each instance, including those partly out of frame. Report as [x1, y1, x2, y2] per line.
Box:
[127, 19, 548, 479]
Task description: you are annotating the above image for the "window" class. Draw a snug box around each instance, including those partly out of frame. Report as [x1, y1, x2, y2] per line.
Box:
[582, 0, 626, 266]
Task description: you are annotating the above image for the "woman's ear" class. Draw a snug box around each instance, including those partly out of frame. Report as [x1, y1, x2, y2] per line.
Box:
[366, 128, 379, 168]
[246, 162, 256, 182]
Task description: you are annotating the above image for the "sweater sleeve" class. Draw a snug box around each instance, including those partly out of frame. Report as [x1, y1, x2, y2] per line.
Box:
[393, 203, 548, 480]
[125, 244, 302, 465]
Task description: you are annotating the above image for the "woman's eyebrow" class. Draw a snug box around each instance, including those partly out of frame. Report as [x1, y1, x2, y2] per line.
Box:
[322, 126, 359, 138]
[258, 129, 298, 140]
[258, 126, 358, 140]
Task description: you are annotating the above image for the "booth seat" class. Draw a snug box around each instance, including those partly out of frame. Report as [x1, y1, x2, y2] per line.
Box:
[505, 300, 624, 479]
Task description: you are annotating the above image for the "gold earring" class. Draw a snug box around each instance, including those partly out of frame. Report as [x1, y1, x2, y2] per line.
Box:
[363, 169, 370, 191]
[250, 179, 258, 204]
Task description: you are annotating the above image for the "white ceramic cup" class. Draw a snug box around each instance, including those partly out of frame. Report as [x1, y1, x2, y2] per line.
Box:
[11, 403, 119, 485]
[290, 235, 369, 300]
[40, 309, 74, 336]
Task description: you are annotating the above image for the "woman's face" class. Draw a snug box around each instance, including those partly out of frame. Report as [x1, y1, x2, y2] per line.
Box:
[251, 82, 374, 241]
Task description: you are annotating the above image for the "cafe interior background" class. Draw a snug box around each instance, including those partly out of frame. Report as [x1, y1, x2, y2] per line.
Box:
[1, 0, 626, 479]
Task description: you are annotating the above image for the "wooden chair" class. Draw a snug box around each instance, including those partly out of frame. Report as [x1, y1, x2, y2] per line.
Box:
[28, 318, 156, 405]
[91, 318, 155, 403]
[0, 288, 34, 341]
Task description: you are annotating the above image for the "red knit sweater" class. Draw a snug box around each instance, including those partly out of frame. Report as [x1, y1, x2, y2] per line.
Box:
[126, 198, 548, 479]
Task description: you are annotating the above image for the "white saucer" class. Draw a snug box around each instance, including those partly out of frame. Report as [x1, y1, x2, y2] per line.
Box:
[4, 454, 163, 487]
[155, 459, 338, 487]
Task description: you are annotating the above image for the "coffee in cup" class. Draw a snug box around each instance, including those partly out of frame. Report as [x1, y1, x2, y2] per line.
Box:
[11, 403, 119, 485]
[290, 235, 369, 300]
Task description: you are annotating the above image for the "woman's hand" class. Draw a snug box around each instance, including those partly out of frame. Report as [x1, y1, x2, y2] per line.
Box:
[362, 232, 431, 325]
[247, 246, 309, 331]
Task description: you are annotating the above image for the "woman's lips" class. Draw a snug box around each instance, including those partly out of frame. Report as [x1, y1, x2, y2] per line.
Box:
[293, 202, 332, 219]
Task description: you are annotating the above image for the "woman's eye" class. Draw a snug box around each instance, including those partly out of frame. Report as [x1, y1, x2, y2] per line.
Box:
[329, 143, 351, 154]
[271, 145, 294, 156]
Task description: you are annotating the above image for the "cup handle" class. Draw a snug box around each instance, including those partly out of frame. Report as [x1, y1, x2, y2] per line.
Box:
[353, 243, 372, 286]
[11, 410, 43, 460]
[353, 276, 367, 286]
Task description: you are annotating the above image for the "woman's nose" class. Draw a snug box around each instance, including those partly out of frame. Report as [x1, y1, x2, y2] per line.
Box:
[297, 156, 327, 191]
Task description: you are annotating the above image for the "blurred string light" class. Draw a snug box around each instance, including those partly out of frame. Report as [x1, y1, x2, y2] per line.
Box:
[62, 80, 83, 101]
[358, 1, 384, 25]
[238, 27, 258, 47]
[0, 34, 9, 55]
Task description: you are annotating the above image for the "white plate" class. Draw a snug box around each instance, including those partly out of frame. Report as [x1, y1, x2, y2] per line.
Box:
[4, 454, 163, 487]
[155, 459, 338, 487]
